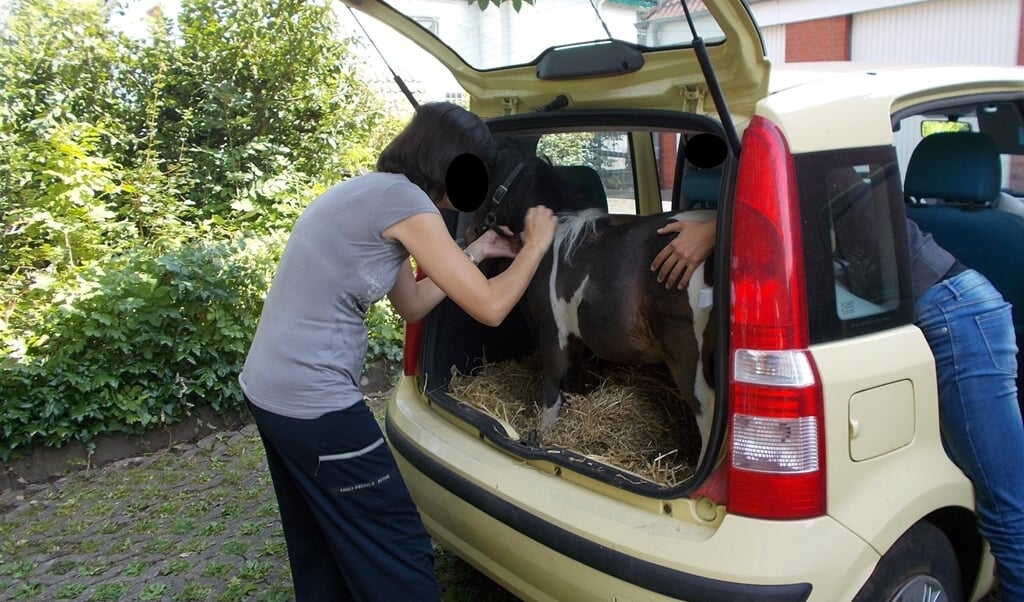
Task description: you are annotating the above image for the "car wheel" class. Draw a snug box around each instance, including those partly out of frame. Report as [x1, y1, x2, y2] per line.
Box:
[853, 521, 963, 602]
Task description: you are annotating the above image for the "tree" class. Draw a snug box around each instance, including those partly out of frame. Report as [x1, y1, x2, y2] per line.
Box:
[0, 0, 141, 281]
[0, 0, 403, 459]
[139, 0, 400, 226]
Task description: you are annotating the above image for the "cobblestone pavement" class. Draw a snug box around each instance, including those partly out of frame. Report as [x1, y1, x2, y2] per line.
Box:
[0, 396, 1001, 602]
[0, 424, 294, 602]
[0, 397, 518, 602]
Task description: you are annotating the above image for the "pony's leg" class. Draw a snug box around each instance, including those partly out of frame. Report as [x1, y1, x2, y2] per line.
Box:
[537, 331, 572, 435]
[664, 353, 712, 462]
[660, 314, 715, 463]
[562, 340, 594, 394]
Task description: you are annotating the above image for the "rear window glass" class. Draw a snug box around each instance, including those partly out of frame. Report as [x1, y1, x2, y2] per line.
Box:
[796, 148, 915, 342]
[536, 131, 637, 214]
[381, 0, 725, 71]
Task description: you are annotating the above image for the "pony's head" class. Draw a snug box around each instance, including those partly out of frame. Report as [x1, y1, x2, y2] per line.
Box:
[465, 138, 544, 242]
[466, 137, 599, 243]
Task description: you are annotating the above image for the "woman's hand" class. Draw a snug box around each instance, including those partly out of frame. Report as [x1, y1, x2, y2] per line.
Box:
[465, 226, 520, 263]
[520, 205, 558, 254]
[651, 217, 716, 289]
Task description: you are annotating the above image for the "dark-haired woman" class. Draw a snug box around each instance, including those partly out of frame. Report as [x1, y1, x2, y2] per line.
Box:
[239, 102, 557, 601]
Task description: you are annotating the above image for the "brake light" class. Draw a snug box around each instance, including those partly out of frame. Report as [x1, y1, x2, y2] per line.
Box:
[403, 321, 422, 376]
[727, 116, 826, 520]
[402, 265, 428, 376]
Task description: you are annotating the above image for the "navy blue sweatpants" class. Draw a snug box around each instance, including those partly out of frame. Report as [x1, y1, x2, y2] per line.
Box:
[247, 399, 439, 602]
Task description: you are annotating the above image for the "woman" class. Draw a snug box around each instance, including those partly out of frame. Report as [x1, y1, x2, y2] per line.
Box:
[239, 102, 557, 601]
[654, 216, 1024, 598]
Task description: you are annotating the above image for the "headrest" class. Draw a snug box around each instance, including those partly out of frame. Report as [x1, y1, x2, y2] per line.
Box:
[904, 132, 1001, 204]
[682, 169, 722, 209]
[553, 164, 608, 212]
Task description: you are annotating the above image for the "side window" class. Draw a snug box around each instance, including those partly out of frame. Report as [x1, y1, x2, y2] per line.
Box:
[796, 148, 914, 343]
[536, 131, 637, 214]
[827, 165, 901, 319]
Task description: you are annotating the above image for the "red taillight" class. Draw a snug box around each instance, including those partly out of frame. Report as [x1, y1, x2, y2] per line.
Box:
[727, 116, 826, 520]
[402, 265, 428, 376]
[403, 321, 422, 376]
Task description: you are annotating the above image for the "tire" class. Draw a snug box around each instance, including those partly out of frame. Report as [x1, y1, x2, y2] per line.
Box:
[853, 521, 964, 602]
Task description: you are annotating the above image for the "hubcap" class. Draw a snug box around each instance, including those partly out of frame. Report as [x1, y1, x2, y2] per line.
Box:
[892, 575, 945, 602]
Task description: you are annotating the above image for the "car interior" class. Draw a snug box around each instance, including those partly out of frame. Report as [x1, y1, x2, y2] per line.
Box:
[901, 101, 1024, 408]
[428, 123, 729, 493]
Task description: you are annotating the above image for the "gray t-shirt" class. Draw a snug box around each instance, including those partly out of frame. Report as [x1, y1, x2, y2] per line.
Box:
[906, 218, 956, 302]
[239, 172, 439, 419]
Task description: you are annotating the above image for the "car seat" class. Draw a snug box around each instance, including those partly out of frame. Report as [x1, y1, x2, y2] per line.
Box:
[553, 164, 609, 213]
[683, 169, 723, 209]
[905, 131, 1024, 410]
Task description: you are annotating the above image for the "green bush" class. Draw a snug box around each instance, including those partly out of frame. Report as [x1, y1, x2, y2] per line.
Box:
[1, 233, 409, 461]
[0, 235, 281, 461]
[365, 298, 405, 371]
[0, 0, 408, 461]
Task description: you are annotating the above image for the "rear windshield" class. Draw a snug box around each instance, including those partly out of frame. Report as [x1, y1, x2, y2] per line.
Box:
[380, 0, 725, 71]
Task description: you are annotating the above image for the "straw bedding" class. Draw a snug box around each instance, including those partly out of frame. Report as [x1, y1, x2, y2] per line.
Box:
[447, 354, 700, 486]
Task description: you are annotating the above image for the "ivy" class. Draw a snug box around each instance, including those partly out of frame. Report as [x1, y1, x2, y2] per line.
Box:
[365, 299, 405, 371]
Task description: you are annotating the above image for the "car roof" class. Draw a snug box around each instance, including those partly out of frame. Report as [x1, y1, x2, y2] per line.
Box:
[344, 0, 769, 118]
[761, 64, 1024, 154]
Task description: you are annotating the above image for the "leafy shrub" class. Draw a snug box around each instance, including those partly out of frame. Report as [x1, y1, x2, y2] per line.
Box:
[365, 298, 405, 371]
[1, 234, 412, 461]
[0, 234, 281, 461]
[0, 0, 409, 461]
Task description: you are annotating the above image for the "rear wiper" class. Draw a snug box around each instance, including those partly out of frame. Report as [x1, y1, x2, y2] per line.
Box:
[679, 0, 741, 155]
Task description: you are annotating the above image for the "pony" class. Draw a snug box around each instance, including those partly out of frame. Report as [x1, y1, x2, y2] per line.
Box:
[466, 138, 717, 462]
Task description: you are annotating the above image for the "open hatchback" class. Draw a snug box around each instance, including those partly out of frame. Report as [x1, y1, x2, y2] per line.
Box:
[345, 1, 1024, 600]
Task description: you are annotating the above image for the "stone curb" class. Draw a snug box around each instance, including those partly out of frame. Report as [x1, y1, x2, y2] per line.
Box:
[0, 361, 398, 493]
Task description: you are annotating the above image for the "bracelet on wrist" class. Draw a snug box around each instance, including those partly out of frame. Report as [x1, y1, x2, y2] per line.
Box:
[463, 248, 479, 265]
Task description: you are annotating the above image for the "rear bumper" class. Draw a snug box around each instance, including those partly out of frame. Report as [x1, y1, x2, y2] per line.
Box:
[387, 376, 879, 602]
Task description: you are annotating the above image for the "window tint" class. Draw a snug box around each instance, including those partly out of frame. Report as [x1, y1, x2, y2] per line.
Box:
[796, 148, 914, 343]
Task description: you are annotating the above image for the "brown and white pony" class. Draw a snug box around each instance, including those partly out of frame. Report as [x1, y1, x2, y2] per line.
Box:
[466, 138, 717, 461]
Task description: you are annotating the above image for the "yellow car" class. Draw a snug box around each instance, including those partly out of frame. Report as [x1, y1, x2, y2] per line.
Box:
[346, 1, 1024, 599]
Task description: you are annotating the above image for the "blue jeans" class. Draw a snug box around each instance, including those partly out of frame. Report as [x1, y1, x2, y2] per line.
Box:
[916, 269, 1024, 599]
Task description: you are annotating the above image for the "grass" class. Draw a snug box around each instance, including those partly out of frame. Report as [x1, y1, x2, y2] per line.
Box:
[0, 396, 517, 602]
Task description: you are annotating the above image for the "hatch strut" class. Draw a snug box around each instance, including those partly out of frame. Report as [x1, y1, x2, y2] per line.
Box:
[678, 0, 741, 155]
[346, 6, 419, 110]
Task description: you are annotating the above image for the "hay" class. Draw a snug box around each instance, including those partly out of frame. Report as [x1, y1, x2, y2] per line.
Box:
[447, 355, 698, 486]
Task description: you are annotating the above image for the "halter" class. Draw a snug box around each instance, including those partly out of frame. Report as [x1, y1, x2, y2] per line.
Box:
[484, 161, 526, 232]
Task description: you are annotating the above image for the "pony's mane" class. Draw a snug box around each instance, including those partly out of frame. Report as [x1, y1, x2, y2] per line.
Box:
[556, 209, 604, 266]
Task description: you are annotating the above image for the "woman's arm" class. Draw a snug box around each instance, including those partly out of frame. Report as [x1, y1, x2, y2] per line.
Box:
[385, 208, 556, 326]
[385, 227, 518, 322]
